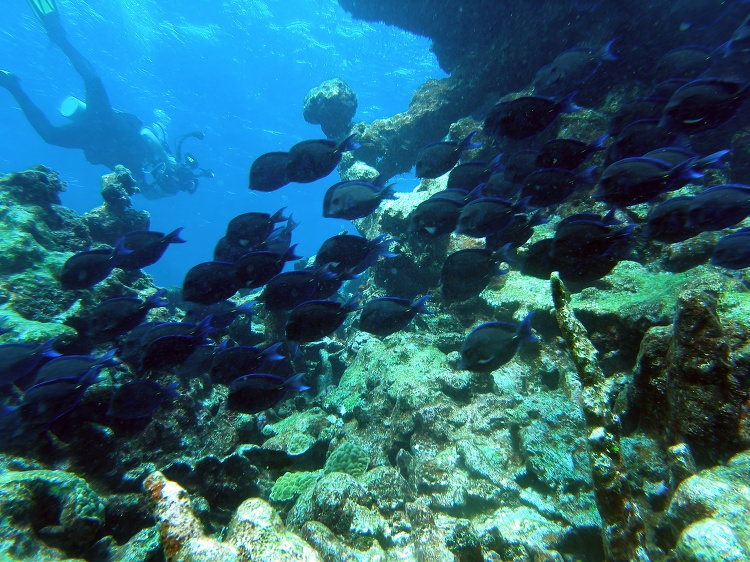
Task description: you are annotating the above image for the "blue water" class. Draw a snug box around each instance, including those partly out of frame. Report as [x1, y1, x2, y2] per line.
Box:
[0, 0, 444, 287]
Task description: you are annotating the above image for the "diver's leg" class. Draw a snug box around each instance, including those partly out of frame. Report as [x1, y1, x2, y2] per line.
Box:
[0, 73, 81, 148]
[35, 10, 114, 123]
[52, 36, 113, 123]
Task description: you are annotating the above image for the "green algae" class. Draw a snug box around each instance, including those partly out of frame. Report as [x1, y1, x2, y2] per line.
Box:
[569, 262, 724, 323]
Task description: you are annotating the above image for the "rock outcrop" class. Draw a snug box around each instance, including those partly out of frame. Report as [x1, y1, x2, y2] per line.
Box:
[302, 78, 358, 140]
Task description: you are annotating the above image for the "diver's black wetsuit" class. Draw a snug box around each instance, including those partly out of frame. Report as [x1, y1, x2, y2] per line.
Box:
[2, 16, 150, 183]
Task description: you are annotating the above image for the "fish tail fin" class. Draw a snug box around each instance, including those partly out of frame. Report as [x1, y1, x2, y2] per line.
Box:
[96, 348, 120, 368]
[338, 268, 361, 283]
[411, 295, 434, 315]
[371, 234, 398, 259]
[575, 165, 598, 185]
[113, 237, 134, 261]
[313, 265, 338, 283]
[602, 225, 637, 259]
[379, 183, 397, 201]
[284, 244, 303, 262]
[488, 152, 505, 176]
[616, 224, 637, 239]
[80, 366, 103, 387]
[266, 225, 284, 239]
[695, 149, 730, 171]
[269, 207, 289, 224]
[467, 182, 487, 199]
[261, 342, 285, 362]
[147, 289, 169, 309]
[194, 315, 215, 340]
[598, 39, 618, 62]
[674, 157, 704, 182]
[602, 207, 622, 226]
[458, 130, 482, 153]
[38, 337, 62, 359]
[167, 227, 187, 244]
[513, 196, 533, 214]
[518, 312, 538, 344]
[284, 214, 301, 233]
[162, 381, 180, 401]
[497, 242, 522, 266]
[286, 341, 301, 361]
[285, 372, 310, 393]
[344, 293, 362, 312]
[588, 133, 609, 153]
[338, 133, 360, 154]
[529, 210, 549, 228]
[715, 39, 732, 58]
[236, 300, 257, 316]
[559, 90, 581, 113]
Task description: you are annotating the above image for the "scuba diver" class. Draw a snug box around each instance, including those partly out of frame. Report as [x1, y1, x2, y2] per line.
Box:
[0, 0, 212, 198]
[142, 129, 214, 199]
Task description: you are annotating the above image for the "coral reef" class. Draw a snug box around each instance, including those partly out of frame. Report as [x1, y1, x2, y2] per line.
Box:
[1, 157, 749, 561]
[82, 166, 150, 245]
[302, 78, 358, 140]
[0, 166, 153, 343]
[143, 471, 320, 561]
[2, 0, 750, 554]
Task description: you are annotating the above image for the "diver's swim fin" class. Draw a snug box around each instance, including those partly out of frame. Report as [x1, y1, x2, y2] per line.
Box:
[26, 0, 57, 23]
